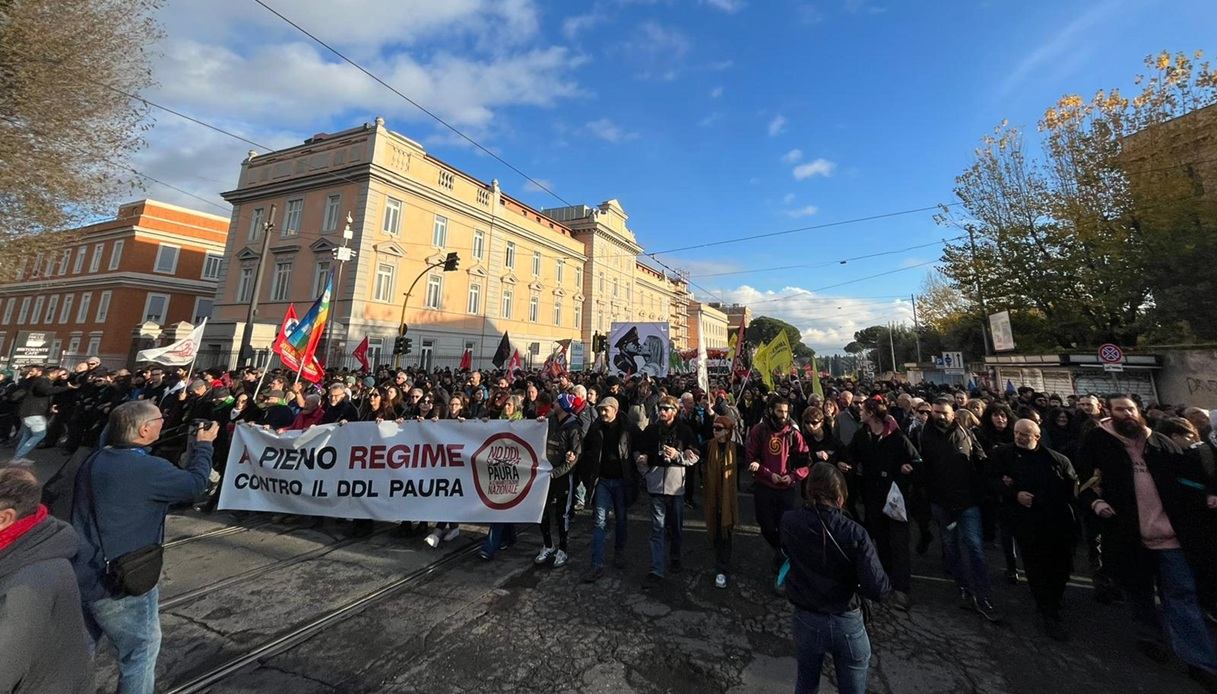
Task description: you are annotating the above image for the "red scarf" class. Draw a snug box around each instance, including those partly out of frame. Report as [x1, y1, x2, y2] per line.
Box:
[0, 504, 48, 551]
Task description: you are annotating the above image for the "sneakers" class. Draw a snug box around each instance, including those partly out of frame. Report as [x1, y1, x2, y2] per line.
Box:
[582, 567, 604, 584]
[1040, 614, 1069, 642]
[770, 552, 785, 575]
[974, 596, 1003, 623]
[442, 527, 461, 542]
[957, 587, 974, 611]
[891, 591, 912, 612]
[553, 550, 568, 568]
[643, 572, 664, 589]
[535, 546, 556, 565]
[423, 531, 441, 548]
[715, 573, 728, 589]
[1004, 569, 1020, 585]
[478, 549, 492, 561]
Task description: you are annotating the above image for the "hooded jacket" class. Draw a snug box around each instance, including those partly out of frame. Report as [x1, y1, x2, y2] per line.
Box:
[918, 420, 987, 513]
[546, 412, 584, 479]
[746, 416, 810, 491]
[0, 511, 92, 693]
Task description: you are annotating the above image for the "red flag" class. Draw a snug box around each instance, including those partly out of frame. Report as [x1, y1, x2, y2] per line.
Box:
[272, 305, 299, 354]
[459, 348, 472, 371]
[274, 305, 324, 383]
[507, 349, 522, 373]
[352, 336, 370, 373]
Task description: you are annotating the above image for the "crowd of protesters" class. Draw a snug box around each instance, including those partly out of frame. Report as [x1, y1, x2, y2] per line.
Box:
[2, 356, 1217, 693]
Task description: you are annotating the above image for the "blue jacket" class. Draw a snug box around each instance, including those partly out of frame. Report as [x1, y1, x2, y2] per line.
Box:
[781, 503, 890, 614]
[70, 442, 212, 602]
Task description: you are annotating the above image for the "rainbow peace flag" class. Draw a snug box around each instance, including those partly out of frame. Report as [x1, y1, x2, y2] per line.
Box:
[281, 270, 332, 371]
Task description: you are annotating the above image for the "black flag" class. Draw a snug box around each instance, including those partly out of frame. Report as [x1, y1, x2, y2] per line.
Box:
[492, 332, 511, 368]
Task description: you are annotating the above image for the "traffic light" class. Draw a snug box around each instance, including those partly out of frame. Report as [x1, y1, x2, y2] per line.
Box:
[393, 336, 408, 355]
[404, 337, 413, 355]
[443, 252, 460, 271]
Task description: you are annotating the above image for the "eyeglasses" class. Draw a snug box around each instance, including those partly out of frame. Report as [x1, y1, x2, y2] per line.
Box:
[712, 425, 728, 431]
[805, 419, 824, 425]
[657, 405, 676, 411]
[142, 416, 164, 426]
[917, 410, 931, 415]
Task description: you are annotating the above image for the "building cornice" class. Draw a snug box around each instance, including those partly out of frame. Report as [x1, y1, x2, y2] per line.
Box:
[0, 272, 217, 296]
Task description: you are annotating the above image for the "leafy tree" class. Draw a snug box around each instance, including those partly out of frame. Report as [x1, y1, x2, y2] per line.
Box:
[0, 0, 162, 280]
[746, 316, 815, 359]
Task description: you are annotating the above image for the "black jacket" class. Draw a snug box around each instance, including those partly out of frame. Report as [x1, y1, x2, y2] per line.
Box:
[546, 413, 584, 479]
[1076, 424, 1211, 585]
[782, 503, 890, 614]
[989, 443, 1077, 533]
[845, 420, 921, 510]
[918, 421, 987, 513]
[14, 375, 72, 419]
[577, 417, 640, 489]
[0, 513, 92, 693]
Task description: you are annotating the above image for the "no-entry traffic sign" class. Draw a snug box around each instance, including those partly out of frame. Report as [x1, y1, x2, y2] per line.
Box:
[1098, 343, 1124, 364]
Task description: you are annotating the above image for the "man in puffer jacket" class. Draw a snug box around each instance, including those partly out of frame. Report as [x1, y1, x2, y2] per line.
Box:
[535, 393, 585, 569]
[0, 466, 91, 693]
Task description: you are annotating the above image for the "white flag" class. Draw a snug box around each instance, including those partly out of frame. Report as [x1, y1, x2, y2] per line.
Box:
[136, 319, 207, 366]
[696, 314, 709, 394]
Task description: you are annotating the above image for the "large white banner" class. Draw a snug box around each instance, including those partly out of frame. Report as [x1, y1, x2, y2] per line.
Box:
[609, 321, 670, 377]
[218, 420, 551, 523]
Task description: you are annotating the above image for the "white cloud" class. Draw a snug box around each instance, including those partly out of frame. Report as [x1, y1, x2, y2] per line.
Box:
[844, 0, 887, 15]
[704, 0, 746, 13]
[582, 118, 639, 143]
[786, 205, 819, 218]
[781, 148, 803, 163]
[709, 86, 724, 98]
[703, 284, 914, 354]
[523, 178, 555, 194]
[782, 192, 797, 204]
[697, 112, 723, 127]
[996, 1, 1118, 99]
[767, 114, 787, 136]
[562, 12, 605, 39]
[620, 21, 692, 80]
[792, 158, 837, 179]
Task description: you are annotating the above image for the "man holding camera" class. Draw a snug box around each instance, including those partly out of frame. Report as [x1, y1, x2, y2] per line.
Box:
[70, 400, 216, 694]
[637, 395, 700, 586]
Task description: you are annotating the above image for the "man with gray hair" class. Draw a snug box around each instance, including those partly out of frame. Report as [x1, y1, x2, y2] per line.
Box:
[0, 466, 91, 693]
[71, 400, 216, 694]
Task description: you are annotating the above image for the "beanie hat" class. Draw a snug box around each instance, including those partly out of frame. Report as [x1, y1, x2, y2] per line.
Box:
[714, 414, 735, 429]
[557, 393, 585, 415]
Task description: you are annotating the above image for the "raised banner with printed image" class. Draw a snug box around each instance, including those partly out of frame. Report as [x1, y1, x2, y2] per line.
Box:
[218, 420, 551, 523]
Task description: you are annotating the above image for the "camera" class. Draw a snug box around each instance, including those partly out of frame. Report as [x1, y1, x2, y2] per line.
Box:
[189, 418, 212, 435]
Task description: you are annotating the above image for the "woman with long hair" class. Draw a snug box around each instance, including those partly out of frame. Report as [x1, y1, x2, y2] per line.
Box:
[479, 394, 525, 559]
[979, 401, 1018, 582]
[383, 385, 406, 419]
[782, 463, 890, 694]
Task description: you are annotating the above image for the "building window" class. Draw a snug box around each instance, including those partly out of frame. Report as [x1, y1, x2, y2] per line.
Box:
[154, 244, 180, 274]
[505, 242, 516, 269]
[314, 261, 331, 297]
[373, 263, 395, 302]
[30, 252, 42, 279]
[249, 207, 265, 242]
[270, 260, 292, 301]
[599, 272, 605, 292]
[59, 294, 74, 324]
[382, 197, 402, 235]
[17, 297, 30, 324]
[556, 260, 564, 283]
[531, 252, 541, 277]
[67, 335, 81, 355]
[322, 194, 341, 233]
[438, 170, 454, 190]
[529, 295, 539, 322]
[477, 188, 490, 206]
[76, 293, 91, 323]
[501, 289, 513, 319]
[30, 296, 43, 325]
[367, 337, 383, 367]
[432, 215, 448, 247]
[97, 291, 113, 322]
[553, 301, 562, 325]
[73, 246, 86, 274]
[202, 254, 223, 280]
[575, 266, 583, 288]
[419, 339, 435, 370]
[57, 249, 71, 275]
[472, 230, 485, 260]
[283, 198, 303, 237]
[42, 254, 53, 276]
[108, 240, 124, 271]
[236, 266, 254, 302]
[574, 303, 581, 329]
[613, 278, 618, 297]
[425, 275, 442, 309]
[43, 295, 58, 323]
[143, 293, 169, 324]
[89, 243, 103, 272]
[467, 283, 481, 314]
[1, 298, 12, 324]
[86, 334, 101, 356]
[193, 298, 213, 324]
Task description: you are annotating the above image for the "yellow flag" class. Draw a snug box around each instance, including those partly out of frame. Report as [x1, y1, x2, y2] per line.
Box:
[768, 331, 793, 378]
[753, 339, 773, 389]
[727, 332, 738, 363]
[810, 364, 824, 398]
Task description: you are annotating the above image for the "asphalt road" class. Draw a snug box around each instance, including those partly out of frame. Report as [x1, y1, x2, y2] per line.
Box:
[72, 490, 1204, 694]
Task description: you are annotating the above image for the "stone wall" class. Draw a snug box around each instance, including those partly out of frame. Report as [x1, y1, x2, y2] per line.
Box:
[1156, 345, 1217, 408]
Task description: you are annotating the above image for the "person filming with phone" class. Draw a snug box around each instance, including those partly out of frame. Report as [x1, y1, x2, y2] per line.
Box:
[70, 400, 217, 694]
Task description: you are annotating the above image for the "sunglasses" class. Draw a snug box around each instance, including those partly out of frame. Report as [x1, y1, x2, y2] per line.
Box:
[805, 419, 824, 425]
[917, 410, 931, 415]
[657, 405, 676, 411]
[712, 425, 728, 431]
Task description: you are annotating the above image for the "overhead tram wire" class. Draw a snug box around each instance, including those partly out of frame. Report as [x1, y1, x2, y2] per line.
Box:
[736, 260, 941, 308]
[683, 236, 967, 279]
[250, 0, 572, 208]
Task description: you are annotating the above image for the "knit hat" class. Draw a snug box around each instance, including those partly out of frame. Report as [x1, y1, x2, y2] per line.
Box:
[714, 414, 735, 429]
[557, 393, 585, 415]
[264, 405, 295, 430]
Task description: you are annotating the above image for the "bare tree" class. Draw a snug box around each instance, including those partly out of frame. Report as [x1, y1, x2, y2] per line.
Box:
[0, 0, 162, 281]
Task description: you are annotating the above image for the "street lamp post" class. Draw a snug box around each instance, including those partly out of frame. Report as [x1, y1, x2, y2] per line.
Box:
[238, 204, 276, 367]
[394, 252, 460, 368]
[323, 213, 356, 366]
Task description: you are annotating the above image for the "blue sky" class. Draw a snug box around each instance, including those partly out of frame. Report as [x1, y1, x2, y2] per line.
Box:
[137, 0, 1217, 353]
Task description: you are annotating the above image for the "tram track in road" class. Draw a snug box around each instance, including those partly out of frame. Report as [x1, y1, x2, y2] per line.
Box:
[162, 518, 277, 549]
[162, 538, 482, 694]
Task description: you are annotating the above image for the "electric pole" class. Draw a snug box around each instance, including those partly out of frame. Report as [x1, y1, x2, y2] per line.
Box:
[238, 204, 276, 367]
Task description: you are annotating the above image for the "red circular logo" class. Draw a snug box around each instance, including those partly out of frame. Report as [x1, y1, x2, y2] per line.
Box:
[1098, 343, 1123, 364]
[470, 432, 540, 510]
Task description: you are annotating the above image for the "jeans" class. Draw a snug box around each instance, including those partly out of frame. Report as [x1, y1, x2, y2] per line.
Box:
[648, 493, 684, 577]
[1138, 548, 1217, 672]
[481, 524, 516, 558]
[591, 478, 629, 569]
[86, 586, 161, 694]
[14, 415, 47, 459]
[932, 504, 991, 600]
[792, 608, 871, 694]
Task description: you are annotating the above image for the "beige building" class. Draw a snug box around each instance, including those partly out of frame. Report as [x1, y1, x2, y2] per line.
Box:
[709, 302, 751, 343]
[688, 301, 729, 351]
[540, 201, 692, 350]
[208, 118, 586, 369]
